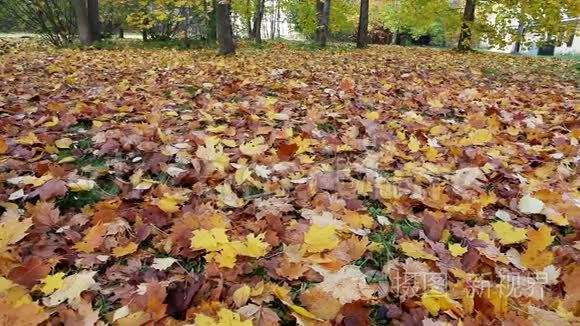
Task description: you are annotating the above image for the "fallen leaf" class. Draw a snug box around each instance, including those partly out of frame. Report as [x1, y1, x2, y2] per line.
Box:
[151, 257, 178, 271]
[400, 240, 438, 261]
[43, 271, 96, 307]
[303, 224, 340, 253]
[491, 221, 528, 245]
[38, 272, 65, 295]
[518, 195, 545, 214]
[112, 242, 138, 257]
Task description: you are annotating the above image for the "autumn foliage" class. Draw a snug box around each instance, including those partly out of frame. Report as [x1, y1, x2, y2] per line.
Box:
[0, 42, 579, 325]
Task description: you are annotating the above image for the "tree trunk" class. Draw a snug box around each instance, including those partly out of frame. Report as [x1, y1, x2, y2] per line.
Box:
[356, 0, 369, 48]
[253, 0, 265, 44]
[276, 0, 281, 38]
[87, 0, 100, 41]
[317, 0, 330, 47]
[216, 0, 235, 55]
[457, 0, 476, 51]
[246, 0, 253, 38]
[118, 27, 124, 39]
[513, 21, 524, 54]
[316, 0, 324, 43]
[206, 0, 217, 41]
[71, 0, 94, 45]
[270, 0, 276, 39]
[390, 29, 399, 45]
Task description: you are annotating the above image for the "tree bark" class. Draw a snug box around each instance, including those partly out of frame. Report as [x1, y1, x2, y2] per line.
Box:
[246, 0, 253, 38]
[317, 0, 330, 47]
[216, 0, 235, 55]
[356, 0, 369, 48]
[206, 0, 217, 41]
[252, 0, 265, 44]
[513, 21, 525, 54]
[71, 0, 94, 45]
[457, 0, 476, 51]
[87, 0, 100, 41]
[270, 0, 276, 40]
[390, 29, 399, 45]
[316, 0, 324, 44]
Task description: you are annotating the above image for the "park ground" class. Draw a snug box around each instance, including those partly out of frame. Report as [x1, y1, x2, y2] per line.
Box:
[0, 39, 579, 325]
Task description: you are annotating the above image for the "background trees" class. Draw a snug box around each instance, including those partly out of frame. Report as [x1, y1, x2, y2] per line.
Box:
[0, 0, 77, 46]
[0, 0, 577, 54]
[477, 0, 580, 52]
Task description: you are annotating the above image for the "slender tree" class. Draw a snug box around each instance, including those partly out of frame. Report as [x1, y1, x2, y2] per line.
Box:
[457, 0, 476, 51]
[71, 0, 95, 45]
[87, 0, 100, 41]
[317, 0, 331, 47]
[356, 0, 369, 48]
[216, 0, 235, 55]
[270, 0, 277, 40]
[512, 21, 524, 54]
[246, 0, 253, 37]
[252, 0, 265, 44]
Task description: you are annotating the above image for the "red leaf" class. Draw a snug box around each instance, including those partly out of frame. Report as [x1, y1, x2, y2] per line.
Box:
[8, 256, 51, 288]
[277, 142, 298, 161]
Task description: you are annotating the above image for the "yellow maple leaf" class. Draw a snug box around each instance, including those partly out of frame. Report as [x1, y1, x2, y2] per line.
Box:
[336, 144, 353, 152]
[303, 224, 340, 253]
[207, 125, 227, 133]
[195, 308, 252, 326]
[240, 233, 269, 258]
[157, 192, 188, 213]
[190, 228, 230, 252]
[1, 279, 33, 306]
[292, 136, 317, 154]
[233, 285, 251, 307]
[38, 272, 65, 295]
[430, 125, 443, 136]
[460, 129, 492, 146]
[43, 271, 96, 307]
[354, 180, 373, 196]
[196, 138, 230, 172]
[448, 243, 468, 257]
[365, 111, 380, 121]
[42, 116, 59, 128]
[240, 137, 269, 156]
[0, 212, 33, 250]
[408, 136, 420, 153]
[55, 137, 73, 149]
[421, 288, 460, 316]
[234, 165, 252, 185]
[425, 146, 440, 161]
[400, 240, 438, 261]
[521, 224, 554, 271]
[377, 181, 398, 199]
[156, 127, 170, 144]
[491, 221, 528, 245]
[209, 243, 240, 268]
[113, 242, 138, 257]
[17, 132, 39, 145]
